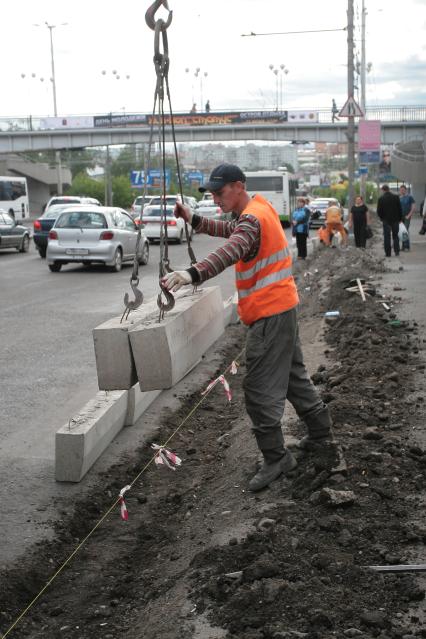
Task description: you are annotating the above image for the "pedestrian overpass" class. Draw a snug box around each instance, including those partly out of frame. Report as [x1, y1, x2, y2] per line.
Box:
[0, 106, 425, 153]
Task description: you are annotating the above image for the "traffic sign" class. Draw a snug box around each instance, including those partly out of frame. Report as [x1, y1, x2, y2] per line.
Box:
[339, 96, 364, 118]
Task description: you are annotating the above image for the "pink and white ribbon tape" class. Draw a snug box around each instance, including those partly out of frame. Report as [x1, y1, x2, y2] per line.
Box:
[119, 485, 131, 521]
[202, 374, 232, 402]
[151, 444, 182, 471]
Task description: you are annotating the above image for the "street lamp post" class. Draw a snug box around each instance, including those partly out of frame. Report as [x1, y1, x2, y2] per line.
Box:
[185, 67, 208, 111]
[100, 70, 131, 206]
[34, 21, 68, 195]
[269, 64, 289, 111]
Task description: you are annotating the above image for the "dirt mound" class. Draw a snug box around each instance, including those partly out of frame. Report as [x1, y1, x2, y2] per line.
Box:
[1, 246, 425, 639]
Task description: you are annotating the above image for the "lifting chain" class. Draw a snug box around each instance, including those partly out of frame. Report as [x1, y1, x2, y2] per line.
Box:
[121, 0, 197, 324]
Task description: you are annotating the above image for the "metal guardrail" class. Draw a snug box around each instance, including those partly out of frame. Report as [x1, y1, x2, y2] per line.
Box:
[1, 106, 426, 133]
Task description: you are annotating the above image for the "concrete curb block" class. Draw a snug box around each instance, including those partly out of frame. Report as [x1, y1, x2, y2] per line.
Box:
[93, 297, 160, 391]
[56, 288, 228, 482]
[55, 390, 128, 482]
[129, 286, 224, 391]
[125, 386, 162, 426]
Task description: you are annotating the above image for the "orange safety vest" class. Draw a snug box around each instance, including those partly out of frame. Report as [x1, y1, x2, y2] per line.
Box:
[235, 194, 299, 325]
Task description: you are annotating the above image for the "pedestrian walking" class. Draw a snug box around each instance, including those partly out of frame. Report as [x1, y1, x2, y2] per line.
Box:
[292, 197, 310, 259]
[348, 195, 371, 248]
[190, 103, 197, 114]
[205, 100, 211, 113]
[324, 201, 348, 247]
[331, 98, 340, 123]
[162, 163, 334, 492]
[376, 184, 402, 257]
[399, 185, 415, 250]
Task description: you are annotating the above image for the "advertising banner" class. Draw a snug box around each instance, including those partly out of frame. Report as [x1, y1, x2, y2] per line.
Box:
[358, 120, 381, 152]
[96, 111, 293, 128]
[40, 116, 94, 129]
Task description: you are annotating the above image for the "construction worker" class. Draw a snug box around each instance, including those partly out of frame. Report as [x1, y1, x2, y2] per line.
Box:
[324, 201, 348, 247]
[162, 163, 334, 492]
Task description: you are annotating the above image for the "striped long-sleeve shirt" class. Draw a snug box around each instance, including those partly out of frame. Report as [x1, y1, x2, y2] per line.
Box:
[187, 213, 261, 284]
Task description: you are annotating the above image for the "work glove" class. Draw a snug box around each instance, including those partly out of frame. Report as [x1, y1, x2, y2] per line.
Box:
[174, 202, 193, 224]
[161, 270, 192, 292]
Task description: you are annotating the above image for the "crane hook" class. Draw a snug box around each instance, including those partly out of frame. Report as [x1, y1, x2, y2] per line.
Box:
[121, 278, 144, 323]
[145, 0, 173, 31]
[157, 282, 175, 322]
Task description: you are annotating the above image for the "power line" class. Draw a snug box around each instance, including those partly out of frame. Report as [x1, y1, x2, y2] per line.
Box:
[241, 27, 346, 37]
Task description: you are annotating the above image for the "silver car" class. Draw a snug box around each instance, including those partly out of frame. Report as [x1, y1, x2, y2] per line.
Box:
[195, 200, 223, 218]
[142, 205, 192, 243]
[46, 206, 149, 272]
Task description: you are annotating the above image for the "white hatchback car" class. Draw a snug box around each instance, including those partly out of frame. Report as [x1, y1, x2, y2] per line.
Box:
[46, 206, 149, 272]
[142, 205, 192, 243]
[45, 195, 101, 211]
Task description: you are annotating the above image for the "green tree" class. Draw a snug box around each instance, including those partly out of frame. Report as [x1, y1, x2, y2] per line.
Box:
[111, 175, 134, 208]
[66, 173, 105, 203]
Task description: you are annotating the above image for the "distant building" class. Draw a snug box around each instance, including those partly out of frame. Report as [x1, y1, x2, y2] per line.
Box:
[178, 143, 298, 173]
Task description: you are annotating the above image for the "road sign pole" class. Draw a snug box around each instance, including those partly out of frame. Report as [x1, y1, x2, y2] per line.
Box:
[347, 0, 355, 211]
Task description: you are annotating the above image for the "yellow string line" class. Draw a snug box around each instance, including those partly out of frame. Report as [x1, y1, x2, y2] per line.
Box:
[1, 346, 246, 639]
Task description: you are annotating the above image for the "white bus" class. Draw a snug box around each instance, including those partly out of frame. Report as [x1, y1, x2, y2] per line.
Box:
[245, 170, 298, 227]
[0, 176, 29, 220]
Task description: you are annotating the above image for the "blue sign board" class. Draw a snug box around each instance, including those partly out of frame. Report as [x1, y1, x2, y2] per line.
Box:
[130, 169, 171, 189]
[359, 151, 380, 164]
[359, 166, 369, 175]
[183, 171, 204, 187]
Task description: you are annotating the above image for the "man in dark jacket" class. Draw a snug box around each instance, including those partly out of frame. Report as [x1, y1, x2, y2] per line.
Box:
[376, 184, 403, 257]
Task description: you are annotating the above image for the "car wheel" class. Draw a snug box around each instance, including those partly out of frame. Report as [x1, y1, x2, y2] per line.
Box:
[38, 247, 47, 258]
[110, 248, 123, 272]
[138, 242, 149, 265]
[49, 262, 62, 272]
[19, 235, 30, 253]
[176, 230, 183, 244]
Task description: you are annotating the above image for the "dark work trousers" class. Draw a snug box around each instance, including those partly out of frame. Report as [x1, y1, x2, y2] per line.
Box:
[383, 221, 400, 256]
[353, 221, 366, 248]
[295, 233, 308, 258]
[243, 307, 332, 463]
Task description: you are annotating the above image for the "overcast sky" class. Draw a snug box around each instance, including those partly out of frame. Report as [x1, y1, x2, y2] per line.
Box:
[2, 0, 426, 118]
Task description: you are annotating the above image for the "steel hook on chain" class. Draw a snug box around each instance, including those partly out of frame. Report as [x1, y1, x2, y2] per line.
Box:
[157, 259, 175, 321]
[145, 0, 173, 32]
[121, 277, 144, 323]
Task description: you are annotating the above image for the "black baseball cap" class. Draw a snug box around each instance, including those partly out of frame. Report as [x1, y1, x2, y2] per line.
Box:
[199, 163, 246, 193]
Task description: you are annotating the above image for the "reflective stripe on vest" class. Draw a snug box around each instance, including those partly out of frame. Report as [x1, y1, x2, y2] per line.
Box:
[238, 264, 294, 299]
[235, 246, 290, 281]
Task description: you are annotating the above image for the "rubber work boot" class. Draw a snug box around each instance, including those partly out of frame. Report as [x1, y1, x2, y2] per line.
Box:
[298, 406, 333, 450]
[248, 449, 297, 492]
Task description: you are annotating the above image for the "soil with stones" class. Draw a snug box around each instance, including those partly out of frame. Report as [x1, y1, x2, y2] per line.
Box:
[1, 244, 426, 639]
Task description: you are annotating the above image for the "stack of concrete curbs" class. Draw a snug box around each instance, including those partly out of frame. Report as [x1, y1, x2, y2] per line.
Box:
[55, 286, 231, 483]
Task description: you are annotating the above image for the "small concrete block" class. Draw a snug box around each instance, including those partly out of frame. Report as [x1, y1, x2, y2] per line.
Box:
[93, 297, 159, 391]
[55, 390, 128, 482]
[129, 286, 224, 391]
[223, 291, 240, 326]
[125, 384, 161, 426]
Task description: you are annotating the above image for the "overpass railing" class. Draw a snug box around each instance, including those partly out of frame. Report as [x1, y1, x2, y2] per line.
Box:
[1, 106, 426, 133]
